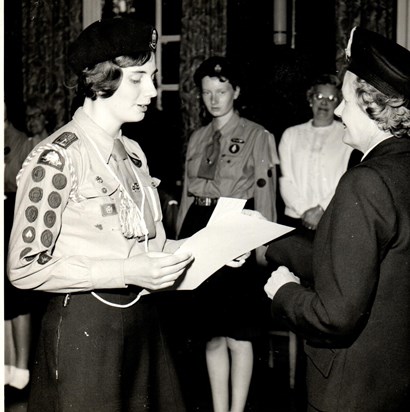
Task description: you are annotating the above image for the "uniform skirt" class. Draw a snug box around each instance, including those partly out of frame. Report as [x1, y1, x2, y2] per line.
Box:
[179, 201, 269, 342]
[28, 288, 186, 412]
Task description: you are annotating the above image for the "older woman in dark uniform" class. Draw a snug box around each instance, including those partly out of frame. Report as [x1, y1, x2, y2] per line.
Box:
[265, 27, 410, 411]
[7, 18, 193, 412]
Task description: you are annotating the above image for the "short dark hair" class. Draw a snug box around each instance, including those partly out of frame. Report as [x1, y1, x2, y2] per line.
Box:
[78, 52, 152, 100]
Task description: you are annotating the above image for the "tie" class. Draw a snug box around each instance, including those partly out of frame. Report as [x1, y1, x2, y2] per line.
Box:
[197, 129, 222, 180]
[111, 138, 156, 240]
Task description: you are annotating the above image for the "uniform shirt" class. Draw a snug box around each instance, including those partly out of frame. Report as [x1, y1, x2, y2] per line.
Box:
[4, 123, 42, 193]
[8, 108, 172, 293]
[279, 119, 352, 218]
[176, 112, 279, 235]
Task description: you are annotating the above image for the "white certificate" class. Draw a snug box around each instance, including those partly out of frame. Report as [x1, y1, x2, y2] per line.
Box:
[174, 197, 294, 290]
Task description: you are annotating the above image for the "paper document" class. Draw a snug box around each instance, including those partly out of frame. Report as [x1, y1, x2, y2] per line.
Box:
[174, 197, 294, 290]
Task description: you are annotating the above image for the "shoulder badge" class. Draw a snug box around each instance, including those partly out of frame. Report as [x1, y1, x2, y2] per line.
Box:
[53, 132, 78, 149]
[38, 149, 65, 171]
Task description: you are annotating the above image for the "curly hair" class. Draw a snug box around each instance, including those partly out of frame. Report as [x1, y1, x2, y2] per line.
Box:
[78, 52, 152, 100]
[306, 73, 342, 103]
[354, 76, 410, 137]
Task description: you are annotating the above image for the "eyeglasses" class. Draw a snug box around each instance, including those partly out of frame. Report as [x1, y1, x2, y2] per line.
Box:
[313, 93, 338, 102]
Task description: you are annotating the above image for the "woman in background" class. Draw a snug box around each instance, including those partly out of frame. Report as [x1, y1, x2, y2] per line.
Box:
[177, 56, 278, 412]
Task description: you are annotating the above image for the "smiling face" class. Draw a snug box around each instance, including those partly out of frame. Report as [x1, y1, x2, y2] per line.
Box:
[201, 76, 240, 120]
[334, 71, 384, 152]
[106, 53, 158, 125]
[310, 83, 340, 127]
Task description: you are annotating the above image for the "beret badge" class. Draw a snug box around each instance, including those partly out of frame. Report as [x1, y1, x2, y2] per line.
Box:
[214, 64, 222, 73]
[150, 28, 158, 51]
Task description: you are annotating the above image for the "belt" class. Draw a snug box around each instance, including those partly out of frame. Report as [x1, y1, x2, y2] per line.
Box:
[193, 196, 219, 206]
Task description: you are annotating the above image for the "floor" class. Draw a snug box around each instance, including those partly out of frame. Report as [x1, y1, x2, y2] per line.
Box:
[4, 332, 306, 412]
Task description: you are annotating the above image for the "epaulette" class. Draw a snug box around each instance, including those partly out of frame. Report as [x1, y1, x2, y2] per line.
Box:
[53, 132, 78, 149]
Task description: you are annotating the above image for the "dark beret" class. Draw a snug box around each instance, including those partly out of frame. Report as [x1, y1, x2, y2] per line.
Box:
[68, 17, 157, 75]
[194, 56, 239, 88]
[346, 27, 410, 103]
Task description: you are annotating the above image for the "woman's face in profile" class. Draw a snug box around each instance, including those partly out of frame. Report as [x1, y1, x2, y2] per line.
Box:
[201, 76, 239, 119]
[310, 84, 339, 127]
[106, 53, 158, 124]
[335, 71, 380, 152]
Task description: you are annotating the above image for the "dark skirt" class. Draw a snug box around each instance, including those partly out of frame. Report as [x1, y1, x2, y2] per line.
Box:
[28, 289, 186, 412]
[179, 202, 269, 341]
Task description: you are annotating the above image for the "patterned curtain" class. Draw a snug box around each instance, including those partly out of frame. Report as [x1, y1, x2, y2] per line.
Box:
[335, 0, 395, 76]
[22, 0, 83, 131]
[179, 0, 228, 145]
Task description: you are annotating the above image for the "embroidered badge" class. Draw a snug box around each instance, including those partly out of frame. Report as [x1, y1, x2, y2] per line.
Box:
[29, 187, 43, 203]
[101, 203, 118, 217]
[150, 28, 158, 51]
[53, 132, 78, 148]
[25, 206, 39, 223]
[48, 192, 62, 209]
[52, 173, 67, 190]
[229, 144, 240, 154]
[131, 153, 142, 168]
[38, 252, 52, 265]
[22, 227, 36, 243]
[257, 178, 266, 187]
[32, 166, 46, 182]
[41, 230, 53, 247]
[44, 210, 57, 228]
[38, 149, 65, 171]
[20, 247, 32, 259]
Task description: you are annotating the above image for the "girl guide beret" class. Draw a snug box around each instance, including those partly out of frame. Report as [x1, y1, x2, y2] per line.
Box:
[68, 17, 158, 75]
[345, 26, 410, 107]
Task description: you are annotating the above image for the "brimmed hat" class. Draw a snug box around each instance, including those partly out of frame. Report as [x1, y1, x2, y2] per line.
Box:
[345, 27, 410, 105]
[193, 56, 239, 88]
[68, 17, 157, 75]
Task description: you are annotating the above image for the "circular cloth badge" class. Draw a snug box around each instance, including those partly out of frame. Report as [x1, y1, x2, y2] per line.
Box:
[44, 210, 57, 228]
[32, 166, 46, 182]
[20, 247, 33, 259]
[48, 192, 62, 208]
[41, 230, 53, 247]
[52, 173, 67, 190]
[29, 187, 43, 203]
[25, 206, 39, 223]
[22, 227, 36, 243]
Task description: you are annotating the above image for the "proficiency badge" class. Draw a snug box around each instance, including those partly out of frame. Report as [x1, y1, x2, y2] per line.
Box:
[53, 132, 78, 148]
[101, 203, 118, 217]
[52, 173, 68, 190]
[48, 192, 62, 209]
[41, 230, 53, 247]
[38, 252, 52, 265]
[32, 166, 46, 182]
[38, 149, 65, 171]
[22, 227, 36, 243]
[25, 206, 39, 223]
[44, 210, 57, 228]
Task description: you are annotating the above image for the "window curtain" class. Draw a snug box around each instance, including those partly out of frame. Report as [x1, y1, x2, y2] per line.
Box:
[22, 0, 83, 131]
[179, 0, 228, 145]
[334, 0, 395, 75]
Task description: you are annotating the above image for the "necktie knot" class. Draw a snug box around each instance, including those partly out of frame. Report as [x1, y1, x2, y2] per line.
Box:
[197, 129, 221, 180]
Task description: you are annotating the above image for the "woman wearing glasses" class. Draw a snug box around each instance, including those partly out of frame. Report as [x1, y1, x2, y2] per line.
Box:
[278, 74, 352, 231]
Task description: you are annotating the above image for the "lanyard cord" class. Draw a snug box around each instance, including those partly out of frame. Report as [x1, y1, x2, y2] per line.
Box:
[80, 129, 148, 308]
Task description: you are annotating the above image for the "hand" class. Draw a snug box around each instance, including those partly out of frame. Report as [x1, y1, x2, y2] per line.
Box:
[301, 205, 324, 230]
[124, 251, 194, 290]
[226, 251, 251, 268]
[264, 266, 300, 300]
[242, 209, 268, 221]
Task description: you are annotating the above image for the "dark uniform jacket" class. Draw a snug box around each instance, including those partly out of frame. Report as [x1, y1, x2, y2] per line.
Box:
[272, 136, 410, 411]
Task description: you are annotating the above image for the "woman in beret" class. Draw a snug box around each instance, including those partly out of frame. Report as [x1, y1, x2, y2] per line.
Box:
[7, 17, 193, 412]
[176, 56, 279, 412]
[265, 27, 410, 411]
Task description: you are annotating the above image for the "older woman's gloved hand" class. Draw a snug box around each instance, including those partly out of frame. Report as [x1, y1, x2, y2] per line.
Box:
[264, 266, 300, 299]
